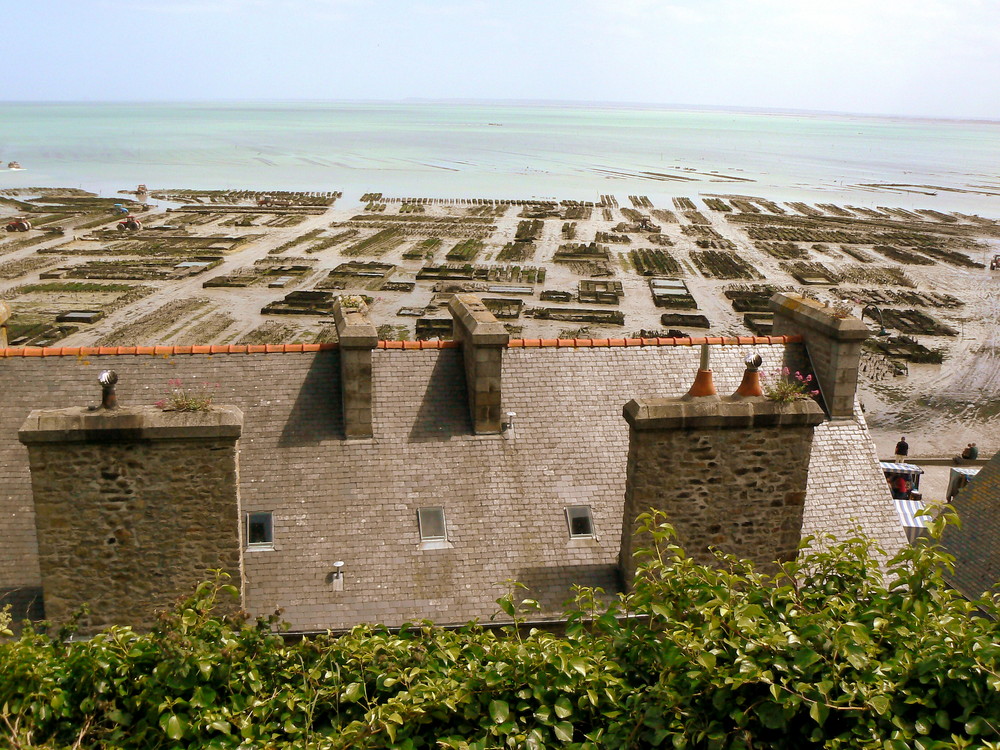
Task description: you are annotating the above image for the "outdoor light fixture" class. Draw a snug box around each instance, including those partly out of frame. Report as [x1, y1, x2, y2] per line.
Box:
[331, 561, 345, 591]
[501, 411, 516, 440]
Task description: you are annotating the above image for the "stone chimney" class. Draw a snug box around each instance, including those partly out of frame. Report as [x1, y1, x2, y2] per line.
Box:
[769, 293, 870, 419]
[18, 402, 244, 634]
[0, 300, 10, 348]
[619, 354, 826, 582]
[448, 294, 509, 434]
[333, 298, 378, 439]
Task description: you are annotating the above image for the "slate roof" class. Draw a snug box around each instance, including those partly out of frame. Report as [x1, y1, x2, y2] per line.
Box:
[0, 340, 906, 630]
[941, 450, 1000, 599]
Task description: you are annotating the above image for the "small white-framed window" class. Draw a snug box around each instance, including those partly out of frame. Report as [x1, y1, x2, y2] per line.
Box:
[418, 507, 447, 542]
[566, 506, 595, 539]
[246, 511, 274, 549]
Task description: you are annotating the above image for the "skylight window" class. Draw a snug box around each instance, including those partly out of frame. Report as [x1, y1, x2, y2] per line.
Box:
[418, 507, 447, 542]
[247, 511, 273, 549]
[566, 506, 594, 539]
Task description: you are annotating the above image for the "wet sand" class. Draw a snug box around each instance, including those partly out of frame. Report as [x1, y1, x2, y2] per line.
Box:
[1, 187, 998, 460]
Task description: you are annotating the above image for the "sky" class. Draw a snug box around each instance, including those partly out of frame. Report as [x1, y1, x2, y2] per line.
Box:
[3, 0, 999, 119]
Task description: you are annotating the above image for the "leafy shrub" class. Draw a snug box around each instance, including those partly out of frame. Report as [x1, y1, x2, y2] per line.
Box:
[3, 512, 1000, 748]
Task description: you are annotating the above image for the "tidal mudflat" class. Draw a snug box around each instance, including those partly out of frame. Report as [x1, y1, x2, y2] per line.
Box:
[2, 186, 997, 457]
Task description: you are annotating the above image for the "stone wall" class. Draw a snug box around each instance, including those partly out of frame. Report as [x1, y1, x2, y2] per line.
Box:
[770, 293, 869, 419]
[621, 398, 825, 581]
[19, 406, 243, 633]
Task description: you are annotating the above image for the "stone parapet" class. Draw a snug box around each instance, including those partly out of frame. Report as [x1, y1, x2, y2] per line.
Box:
[18, 405, 243, 443]
[769, 293, 869, 419]
[621, 394, 825, 581]
[624, 397, 826, 431]
[332, 298, 378, 439]
[449, 294, 509, 434]
[18, 405, 244, 634]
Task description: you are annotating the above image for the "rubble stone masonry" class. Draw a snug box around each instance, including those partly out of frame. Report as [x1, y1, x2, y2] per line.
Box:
[621, 397, 826, 581]
[18, 406, 243, 633]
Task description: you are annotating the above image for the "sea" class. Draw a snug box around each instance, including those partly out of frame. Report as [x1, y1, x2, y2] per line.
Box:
[1, 101, 998, 215]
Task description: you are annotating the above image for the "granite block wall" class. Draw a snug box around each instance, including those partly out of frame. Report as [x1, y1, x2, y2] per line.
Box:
[19, 407, 242, 633]
[620, 399, 823, 581]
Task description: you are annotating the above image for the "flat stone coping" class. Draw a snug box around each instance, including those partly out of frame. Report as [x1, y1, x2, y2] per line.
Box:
[332, 300, 378, 349]
[449, 294, 509, 346]
[769, 293, 870, 342]
[624, 396, 826, 430]
[19, 405, 243, 444]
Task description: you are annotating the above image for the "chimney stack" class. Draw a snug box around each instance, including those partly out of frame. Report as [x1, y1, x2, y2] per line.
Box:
[18, 404, 244, 634]
[0, 301, 10, 348]
[333, 297, 378, 439]
[620, 350, 826, 581]
[769, 293, 869, 419]
[448, 294, 509, 434]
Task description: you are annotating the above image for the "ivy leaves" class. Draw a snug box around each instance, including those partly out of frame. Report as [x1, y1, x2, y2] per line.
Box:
[3, 514, 1000, 749]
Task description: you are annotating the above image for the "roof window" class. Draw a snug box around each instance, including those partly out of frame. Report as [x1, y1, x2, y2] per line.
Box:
[566, 506, 595, 539]
[417, 507, 450, 549]
[247, 511, 273, 550]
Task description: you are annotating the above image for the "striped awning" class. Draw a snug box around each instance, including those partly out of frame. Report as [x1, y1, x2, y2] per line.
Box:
[880, 462, 925, 474]
[895, 498, 930, 528]
[952, 467, 981, 477]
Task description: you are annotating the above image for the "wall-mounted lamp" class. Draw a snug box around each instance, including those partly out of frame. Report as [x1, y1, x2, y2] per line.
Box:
[501, 411, 516, 440]
[330, 560, 345, 591]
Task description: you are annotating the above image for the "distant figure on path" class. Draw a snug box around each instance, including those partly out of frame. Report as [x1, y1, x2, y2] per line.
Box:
[895, 436, 909, 463]
[954, 443, 979, 464]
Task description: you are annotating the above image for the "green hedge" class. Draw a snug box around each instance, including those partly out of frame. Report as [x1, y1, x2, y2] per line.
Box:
[2, 511, 999, 749]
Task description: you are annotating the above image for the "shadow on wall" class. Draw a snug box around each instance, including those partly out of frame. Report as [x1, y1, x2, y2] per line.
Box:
[0, 586, 45, 628]
[515, 564, 624, 613]
[408, 350, 472, 442]
[278, 352, 344, 446]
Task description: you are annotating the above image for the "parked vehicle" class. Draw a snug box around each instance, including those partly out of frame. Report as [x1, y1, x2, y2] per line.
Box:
[5, 217, 31, 232]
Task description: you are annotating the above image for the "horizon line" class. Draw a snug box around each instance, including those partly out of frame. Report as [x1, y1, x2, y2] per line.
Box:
[1, 98, 998, 126]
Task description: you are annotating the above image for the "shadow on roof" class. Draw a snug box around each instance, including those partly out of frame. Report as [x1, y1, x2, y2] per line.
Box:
[278, 351, 344, 446]
[407, 349, 472, 442]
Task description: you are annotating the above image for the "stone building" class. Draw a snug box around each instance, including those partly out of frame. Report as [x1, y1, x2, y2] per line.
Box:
[941, 450, 1000, 600]
[0, 294, 907, 633]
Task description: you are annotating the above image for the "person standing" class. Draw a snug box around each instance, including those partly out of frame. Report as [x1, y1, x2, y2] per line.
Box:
[895, 436, 909, 463]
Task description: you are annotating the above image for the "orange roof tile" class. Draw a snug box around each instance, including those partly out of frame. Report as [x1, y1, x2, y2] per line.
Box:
[0, 334, 802, 359]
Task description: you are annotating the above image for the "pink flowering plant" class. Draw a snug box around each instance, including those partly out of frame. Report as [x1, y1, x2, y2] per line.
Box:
[763, 367, 820, 403]
[155, 378, 217, 412]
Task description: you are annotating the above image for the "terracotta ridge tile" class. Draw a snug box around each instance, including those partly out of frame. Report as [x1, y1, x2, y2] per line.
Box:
[0, 334, 803, 358]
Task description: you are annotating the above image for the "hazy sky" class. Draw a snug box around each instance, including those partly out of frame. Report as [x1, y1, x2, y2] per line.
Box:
[4, 0, 999, 119]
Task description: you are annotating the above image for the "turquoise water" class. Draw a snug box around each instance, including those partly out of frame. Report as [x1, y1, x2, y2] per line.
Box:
[0, 102, 998, 214]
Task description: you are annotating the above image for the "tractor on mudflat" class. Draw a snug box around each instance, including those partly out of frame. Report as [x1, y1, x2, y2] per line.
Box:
[116, 216, 143, 232]
[5, 217, 31, 232]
